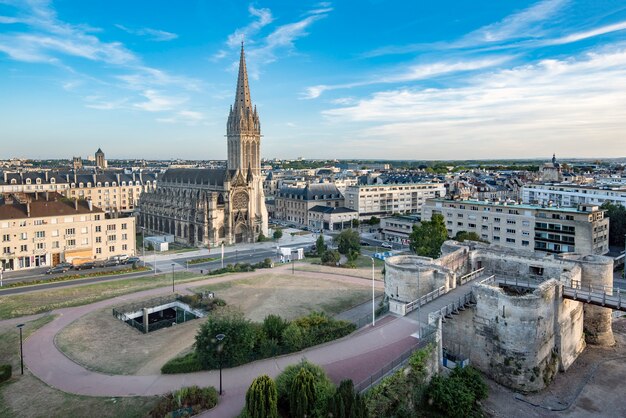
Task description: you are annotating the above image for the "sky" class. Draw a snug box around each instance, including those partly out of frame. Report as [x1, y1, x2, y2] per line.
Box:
[1, 0, 626, 161]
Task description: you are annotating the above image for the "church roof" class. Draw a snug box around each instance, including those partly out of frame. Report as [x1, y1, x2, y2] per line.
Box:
[161, 168, 226, 185]
[235, 43, 252, 111]
[95, 148, 104, 155]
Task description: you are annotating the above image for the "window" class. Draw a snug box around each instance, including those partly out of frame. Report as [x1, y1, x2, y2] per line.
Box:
[66, 228, 76, 235]
[35, 231, 45, 238]
[122, 223, 127, 230]
[36, 242, 45, 250]
[108, 235, 116, 242]
[20, 232, 27, 240]
[81, 238, 89, 245]
[507, 219, 516, 224]
[122, 234, 128, 240]
[494, 217, 501, 223]
[122, 244, 128, 251]
[95, 226, 101, 232]
[67, 239, 76, 246]
[109, 245, 115, 252]
[493, 236, 500, 241]
[96, 248, 102, 254]
[506, 229, 516, 234]
[20, 244, 28, 252]
[52, 241, 59, 249]
[81, 227, 88, 234]
[2, 234, 9, 242]
[52, 230, 59, 237]
[96, 237, 102, 243]
[107, 224, 116, 231]
[506, 238, 515, 243]
[2, 246, 10, 254]
[522, 240, 530, 246]
[494, 227, 501, 232]
[34, 219, 44, 225]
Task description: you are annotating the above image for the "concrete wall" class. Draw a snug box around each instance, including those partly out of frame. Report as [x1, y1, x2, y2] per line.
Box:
[385, 255, 455, 303]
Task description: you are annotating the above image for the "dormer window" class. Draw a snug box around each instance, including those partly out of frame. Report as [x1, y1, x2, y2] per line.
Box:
[50, 178, 55, 184]
[112, 182, 117, 186]
[79, 183, 84, 188]
[36, 178, 41, 184]
[26, 178, 31, 184]
[104, 182, 109, 187]
[87, 182, 91, 187]
[97, 182, 102, 187]
[71, 183, 76, 188]
[10, 179, 16, 184]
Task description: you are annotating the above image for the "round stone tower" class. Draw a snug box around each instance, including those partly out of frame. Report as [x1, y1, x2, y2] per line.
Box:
[579, 255, 615, 346]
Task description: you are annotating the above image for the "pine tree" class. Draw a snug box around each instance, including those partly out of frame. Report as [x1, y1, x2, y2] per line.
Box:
[245, 375, 278, 418]
[289, 368, 316, 418]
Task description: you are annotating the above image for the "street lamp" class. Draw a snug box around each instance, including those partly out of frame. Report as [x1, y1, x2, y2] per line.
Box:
[370, 257, 375, 327]
[171, 263, 175, 293]
[141, 226, 145, 267]
[216, 333, 226, 395]
[16, 323, 24, 375]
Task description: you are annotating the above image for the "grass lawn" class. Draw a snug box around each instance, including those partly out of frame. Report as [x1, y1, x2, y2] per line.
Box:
[0, 316, 157, 418]
[0, 271, 208, 320]
[3, 266, 151, 289]
[295, 255, 384, 280]
[188, 256, 219, 265]
[54, 272, 374, 375]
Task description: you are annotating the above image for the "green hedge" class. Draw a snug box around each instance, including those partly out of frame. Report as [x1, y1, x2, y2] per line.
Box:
[0, 364, 12, 384]
[161, 352, 202, 374]
[208, 259, 272, 276]
[147, 385, 218, 418]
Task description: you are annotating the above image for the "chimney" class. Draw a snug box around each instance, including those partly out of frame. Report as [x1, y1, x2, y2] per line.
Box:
[45, 192, 49, 201]
[87, 199, 93, 211]
[74, 198, 78, 211]
[26, 202, 30, 217]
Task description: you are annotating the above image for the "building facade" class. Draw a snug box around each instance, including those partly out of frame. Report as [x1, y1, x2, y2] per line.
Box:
[380, 215, 420, 245]
[344, 182, 445, 219]
[307, 206, 358, 231]
[422, 199, 609, 255]
[139, 45, 268, 246]
[274, 183, 344, 226]
[523, 183, 626, 207]
[0, 193, 135, 271]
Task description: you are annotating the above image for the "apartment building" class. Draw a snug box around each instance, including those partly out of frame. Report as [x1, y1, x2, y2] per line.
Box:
[380, 215, 420, 245]
[523, 183, 626, 207]
[0, 193, 136, 271]
[344, 182, 445, 219]
[0, 170, 158, 214]
[274, 183, 344, 226]
[422, 199, 609, 255]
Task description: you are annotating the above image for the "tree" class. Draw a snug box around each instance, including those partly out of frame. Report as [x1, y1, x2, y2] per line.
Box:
[289, 368, 316, 418]
[263, 314, 288, 342]
[409, 214, 448, 258]
[316, 234, 327, 257]
[258, 231, 267, 242]
[367, 216, 380, 225]
[327, 380, 367, 418]
[275, 360, 335, 416]
[245, 375, 279, 418]
[601, 202, 626, 246]
[195, 308, 257, 369]
[321, 249, 340, 265]
[352, 219, 360, 228]
[334, 229, 360, 259]
[273, 228, 283, 241]
[454, 231, 488, 243]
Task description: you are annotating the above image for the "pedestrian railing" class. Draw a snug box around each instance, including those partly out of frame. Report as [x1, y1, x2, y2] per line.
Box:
[430, 291, 476, 320]
[405, 286, 446, 315]
[458, 267, 485, 286]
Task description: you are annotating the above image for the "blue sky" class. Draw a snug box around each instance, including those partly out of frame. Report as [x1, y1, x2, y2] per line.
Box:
[1, 0, 625, 160]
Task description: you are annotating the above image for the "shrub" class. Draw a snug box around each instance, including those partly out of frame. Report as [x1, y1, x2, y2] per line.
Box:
[276, 359, 334, 417]
[273, 228, 283, 240]
[263, 314, 288, 342]
[289, 368, 316, 418]
[161, 352, 202, 374]
[148, 385, 218, 418]
[245, 375, 278, 418]
[316, 235, 327, 257]
[328, 379, 367, 418]
[424, 366, 487, 418]
[196, 308, 257, 369]
[281, 322, 305, 352]
[177, 294, 226, 312]
[258, 232, 267, 242]
[0, 364, 12, 384]
[321, 249, 340, 265]
[334, 230, 361, 257]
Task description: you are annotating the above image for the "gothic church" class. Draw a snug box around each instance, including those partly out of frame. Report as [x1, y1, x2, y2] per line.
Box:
[139, 45, 268, 246]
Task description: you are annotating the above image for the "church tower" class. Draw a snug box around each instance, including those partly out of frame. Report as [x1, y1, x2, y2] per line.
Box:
[227, 43, 261, 175]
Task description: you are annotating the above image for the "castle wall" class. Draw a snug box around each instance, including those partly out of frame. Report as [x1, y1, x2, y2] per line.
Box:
[385, 255, 455, 303]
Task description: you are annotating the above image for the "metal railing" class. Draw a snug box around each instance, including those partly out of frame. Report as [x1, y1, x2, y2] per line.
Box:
[431, 292, 476, 319]
[354, 324, 437, 393]
[405, 286, 446, 314]
[350, 303, 390, 329]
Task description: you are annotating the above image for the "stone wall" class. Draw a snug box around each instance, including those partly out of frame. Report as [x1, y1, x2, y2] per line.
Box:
[385, 255, 455, 303]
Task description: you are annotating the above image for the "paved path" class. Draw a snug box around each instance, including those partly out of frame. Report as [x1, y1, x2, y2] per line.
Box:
[11, 265, 483, 418]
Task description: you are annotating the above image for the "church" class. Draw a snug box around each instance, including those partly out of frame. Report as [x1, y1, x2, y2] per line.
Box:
[139, 45, 268, 246]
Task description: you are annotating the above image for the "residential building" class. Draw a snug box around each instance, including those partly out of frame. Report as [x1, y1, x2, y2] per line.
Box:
[344, 182, 445, 219]
[523, 183, 626, 207]
[308, 206, 358, 231]
[274, 183, 344, 226]
[422, 198, 609, 255]
[0, 193, 136, 271]
[380, 215, 420, 245]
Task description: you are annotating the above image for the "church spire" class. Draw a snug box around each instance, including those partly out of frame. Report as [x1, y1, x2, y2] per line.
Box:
[234, 42, 252, 111]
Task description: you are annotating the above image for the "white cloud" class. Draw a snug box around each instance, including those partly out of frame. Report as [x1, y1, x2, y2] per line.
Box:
[544, 20, 626, 45]
[133, 90, 187, 112]
[226, 5, 274, 49]
[322, 47, 626, 158]
[157, 110, 205, 125]
[115, 24, 178, 42]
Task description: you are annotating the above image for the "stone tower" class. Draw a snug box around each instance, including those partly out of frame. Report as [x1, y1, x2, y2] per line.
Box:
[95, 148, 106, 169]
[227, 43, 261, 175]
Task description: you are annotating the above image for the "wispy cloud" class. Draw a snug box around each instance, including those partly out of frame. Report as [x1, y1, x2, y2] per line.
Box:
[543, 20, 626, 45]
[115, 24, 178, 42]
[322, 46, 626, 158]
[302, 56, 511, 99]
[157, 110, 205, 125]
[133, 90, 187, 112]
[226, 5, 273, 48]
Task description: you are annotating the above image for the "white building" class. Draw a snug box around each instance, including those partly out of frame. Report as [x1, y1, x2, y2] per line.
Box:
[522, 184, 626, 207]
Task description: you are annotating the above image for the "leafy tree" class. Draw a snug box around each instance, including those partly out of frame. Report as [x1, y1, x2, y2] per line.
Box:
[289, 368, 316, 418]
[601, 202, 626, 246]
[263, 314, 288, 342]
[257, 231, 267, 242]
[195, 308, 257, 369]
[454, 231, 488, 243]
[273, 228, 283, 240]
[321, 249, 340, 265]
[276, 360, 334, 417]
[316, 234, 327, 257]
[281, 322, 305, 352]
[334, 229, 361, 257]
[367, 216, 380, 225]
[328, 380, 366, 418]
[352, 218, 360, 228]
[245, 375, 279, 418]
[409, 214, 448, 258]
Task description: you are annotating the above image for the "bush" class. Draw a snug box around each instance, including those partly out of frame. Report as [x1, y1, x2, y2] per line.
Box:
[273, 228, 283, 240]
[281, 322, 305, 352]
[334, 230, 361, 257]
[316, 235, 327, 257]
[196, 309, 257, 369]
[177, 294, 226, 312]
[321, 249, 340, 265]
[425, 366, 487, 418]
[263, 314, 288, 342]
[289, 368, 316, 418]
[148, 385, 218, 418]
[275, 359, 334, 417]
[245, 375, 278, 418]
[258, 232, 267, 242]
[328, 379, 367, 418]
[0, 364, 12, 384]
[161, 351, 203, 374]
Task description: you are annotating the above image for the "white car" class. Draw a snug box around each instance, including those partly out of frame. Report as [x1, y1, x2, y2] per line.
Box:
[381, 242, 393, 249]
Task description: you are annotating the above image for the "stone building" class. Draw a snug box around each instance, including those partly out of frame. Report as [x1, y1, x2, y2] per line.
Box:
[0, 192, 135, 271]
[274, 183, 344, 226]
[139, 44, 268, 246]
[95, 148, 106, 169]
[384, 241, 615, 392]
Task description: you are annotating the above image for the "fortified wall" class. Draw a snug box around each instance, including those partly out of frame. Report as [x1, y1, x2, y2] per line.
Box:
[384, 241, 615, 392]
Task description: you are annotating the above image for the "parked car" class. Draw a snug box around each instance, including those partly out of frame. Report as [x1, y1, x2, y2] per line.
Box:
[360, 241, 371, 246]
[124, 257, 140, 265]
[46, 265, 70, 274]
[112, 254, 129, 263]
[102, 258, 119, 267]
[74, 262, 96, 270]
[56, 262, 73, 269]
[381, 242, 393, 249]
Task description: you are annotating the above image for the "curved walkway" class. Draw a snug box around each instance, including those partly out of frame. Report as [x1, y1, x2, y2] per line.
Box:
[14, 265, 415, 417]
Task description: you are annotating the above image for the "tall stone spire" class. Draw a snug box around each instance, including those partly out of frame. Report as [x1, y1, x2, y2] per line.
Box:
[227, 42, 261, 174]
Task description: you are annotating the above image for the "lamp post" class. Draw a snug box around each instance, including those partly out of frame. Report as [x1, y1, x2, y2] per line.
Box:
[235, 249, 238, 264]
[171, 263, 175, 293]
[153, 248, 156, 276]
[370, 257, 375, 327]
[141, 226, 145, 267]
[216, 333, 226, 395]
[16, 323, 24, 375]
